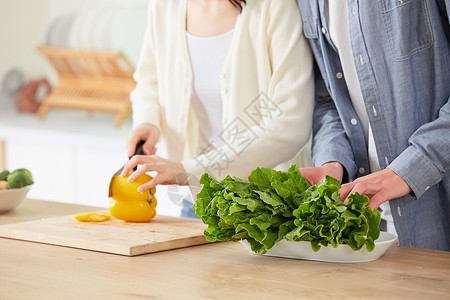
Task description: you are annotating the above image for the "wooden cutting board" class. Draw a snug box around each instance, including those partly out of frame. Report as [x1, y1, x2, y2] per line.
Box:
[0, 213, 209, 256]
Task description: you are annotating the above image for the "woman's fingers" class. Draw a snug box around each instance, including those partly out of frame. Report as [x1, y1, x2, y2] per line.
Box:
[136, 178, 157, 192]
[126, 123, 160, 157]
[126, 134, 141, 157]
[121, 155, 148, 177]
[119, 155, 188, 192]
[126, 161, 149, 183]
[142, 135, 157, 155]
[137, 174, 169, 192]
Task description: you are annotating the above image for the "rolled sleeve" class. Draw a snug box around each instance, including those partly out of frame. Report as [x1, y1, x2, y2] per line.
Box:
[388, 146, 443, 199]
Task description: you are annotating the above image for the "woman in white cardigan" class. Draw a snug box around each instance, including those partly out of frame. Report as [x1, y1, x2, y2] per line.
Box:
[121, 0, 314, 213]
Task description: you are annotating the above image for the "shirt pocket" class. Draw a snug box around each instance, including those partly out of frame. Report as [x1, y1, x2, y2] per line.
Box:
[302, 18, 319, 40]
[378, 0, 433, 61]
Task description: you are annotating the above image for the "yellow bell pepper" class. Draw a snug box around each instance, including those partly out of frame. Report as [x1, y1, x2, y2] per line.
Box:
[74, 212, 111, 222]
[109, 174, 157, 222]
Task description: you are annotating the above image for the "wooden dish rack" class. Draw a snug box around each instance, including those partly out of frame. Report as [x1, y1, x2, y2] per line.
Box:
[36, 46, 135, 126]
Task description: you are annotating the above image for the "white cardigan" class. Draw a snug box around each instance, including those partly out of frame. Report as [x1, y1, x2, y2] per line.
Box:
[130, 0, 314, 187]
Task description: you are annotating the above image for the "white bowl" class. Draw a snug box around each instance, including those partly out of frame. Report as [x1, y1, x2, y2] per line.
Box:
[241, 232, 398, 263]
[0, 185, 32, 213]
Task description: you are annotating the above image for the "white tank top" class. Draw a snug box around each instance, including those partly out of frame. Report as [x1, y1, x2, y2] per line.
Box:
[186, 29, 234, 152]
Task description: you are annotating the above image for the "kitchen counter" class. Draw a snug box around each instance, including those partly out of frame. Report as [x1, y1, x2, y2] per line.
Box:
[1, 199, 449, 299]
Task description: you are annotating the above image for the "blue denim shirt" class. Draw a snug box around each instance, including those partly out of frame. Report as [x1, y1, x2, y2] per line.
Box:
[297, 0, 450, 251]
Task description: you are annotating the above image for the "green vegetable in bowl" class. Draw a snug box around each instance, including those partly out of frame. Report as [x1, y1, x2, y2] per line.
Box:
[0, 169, 10, 181]
[284, 176, 381, 252]
[7, 168, 34, 189]
[193, 165, 381, 255]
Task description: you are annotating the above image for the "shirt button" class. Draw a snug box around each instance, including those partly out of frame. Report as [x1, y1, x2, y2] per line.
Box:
[223, 88, 228, 94]
[350, 118, 358, 125]
[359, 55, 364, 65]
[220, 73, 226, 79]
[372, 106, 378, 117]
[321, 27, 327, 35]
[358, 167, 365, 175]
[336, 72, 343, 79]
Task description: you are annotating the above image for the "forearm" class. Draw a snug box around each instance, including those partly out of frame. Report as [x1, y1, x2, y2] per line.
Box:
[130, 86, 160, 131]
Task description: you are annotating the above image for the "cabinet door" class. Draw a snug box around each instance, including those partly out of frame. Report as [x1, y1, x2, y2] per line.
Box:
[5, 140, 76, 203]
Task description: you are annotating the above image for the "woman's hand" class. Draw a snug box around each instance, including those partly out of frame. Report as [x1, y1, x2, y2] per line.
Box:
[339, 169, 412, 209]
[299, 162, 344, 185]
[126, 123, 160, 157]
[120, 155, 188, 192]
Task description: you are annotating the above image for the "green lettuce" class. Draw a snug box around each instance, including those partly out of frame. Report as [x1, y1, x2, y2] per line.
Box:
[193, 165, 381, 254]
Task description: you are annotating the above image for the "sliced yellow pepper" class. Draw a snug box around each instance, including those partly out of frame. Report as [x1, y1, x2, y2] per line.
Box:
[109, 174, 157, 222]
[74, 212, 111, 222]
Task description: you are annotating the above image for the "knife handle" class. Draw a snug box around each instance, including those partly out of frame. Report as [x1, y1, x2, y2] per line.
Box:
[133, 140, 145, 156]
[130, 140, 146, 171]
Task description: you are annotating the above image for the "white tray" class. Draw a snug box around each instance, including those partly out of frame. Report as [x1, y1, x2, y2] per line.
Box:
[241, 232, 397, 263]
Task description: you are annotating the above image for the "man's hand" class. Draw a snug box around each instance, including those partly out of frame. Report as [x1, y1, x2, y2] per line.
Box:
[126, 123, 160, 157]
[340, 169, 412, 209]
[299, 162, 344, 185]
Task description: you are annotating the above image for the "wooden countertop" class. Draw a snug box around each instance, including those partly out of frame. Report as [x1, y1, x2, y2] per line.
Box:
[1, 199, 449, 299]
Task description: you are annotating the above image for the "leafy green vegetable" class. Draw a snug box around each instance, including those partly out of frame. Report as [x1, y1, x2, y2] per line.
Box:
[194, 165, 381, 254]
[284, 176, 381, 252]
[7, 168, 34, 189]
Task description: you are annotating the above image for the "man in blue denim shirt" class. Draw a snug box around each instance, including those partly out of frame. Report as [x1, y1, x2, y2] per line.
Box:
[297, 0, 450, 251]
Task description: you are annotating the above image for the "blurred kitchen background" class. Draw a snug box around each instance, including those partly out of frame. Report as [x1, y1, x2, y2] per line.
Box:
[0, 0, 183, 216]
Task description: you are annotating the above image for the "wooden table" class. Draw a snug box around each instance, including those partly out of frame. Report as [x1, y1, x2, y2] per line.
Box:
[1, 199, 449, 299]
